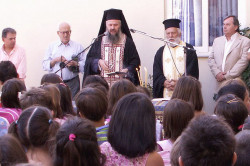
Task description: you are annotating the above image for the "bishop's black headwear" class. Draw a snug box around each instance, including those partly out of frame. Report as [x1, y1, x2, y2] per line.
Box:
[98, 8, 133, 40]
[163, 19, 181, 30]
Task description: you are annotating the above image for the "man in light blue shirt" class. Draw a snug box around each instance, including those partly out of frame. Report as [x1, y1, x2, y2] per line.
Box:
[43, 22, 85, 98]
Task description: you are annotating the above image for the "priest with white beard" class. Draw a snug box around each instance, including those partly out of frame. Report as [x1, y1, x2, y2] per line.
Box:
[153, 19, 199, 98]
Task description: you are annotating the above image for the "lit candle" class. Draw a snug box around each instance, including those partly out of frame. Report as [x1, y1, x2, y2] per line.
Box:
[144, 67, 148, 87]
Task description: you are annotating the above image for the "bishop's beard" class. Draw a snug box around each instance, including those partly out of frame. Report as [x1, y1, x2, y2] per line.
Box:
[107, 29, 121, 44]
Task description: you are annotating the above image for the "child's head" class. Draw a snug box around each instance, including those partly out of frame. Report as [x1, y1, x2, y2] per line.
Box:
[214, 94, 248, 134]
[20, 87, 55, 117]
[0, 61, 18, 84]
[217, 83, 250, 112]
[40, 84, 63, 118]
[55, 83, 75, 116]
[9, 106, 59, 151]
[108, 92, 156, 158]
[171, 76, 203, 111]
[75, 87, 107, 122]
[179, 115, 236, 166]
[107, 79, 137, 115]
[136, 86, 152, 98]
[40, 73, 63, 85]
[84, 82, 108, 97]
[54, 117, 106, 166]
[0, 134, 28, 166]
[163, 99, 194, 141]
[83, 75, 109, 91]
[1, 78, 26, 108]
[235, 130, 250, 166]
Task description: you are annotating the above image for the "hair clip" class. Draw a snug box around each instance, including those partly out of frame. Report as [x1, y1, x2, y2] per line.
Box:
[227, 98, 238, 104]
[69, 133, 76, 141]
[48, 119, 53, 124]
[15, 120, 18, 125]
[238, 124, 243, 130]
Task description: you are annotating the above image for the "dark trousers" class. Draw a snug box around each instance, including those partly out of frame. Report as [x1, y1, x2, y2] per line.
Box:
[64, 75, 80, 99]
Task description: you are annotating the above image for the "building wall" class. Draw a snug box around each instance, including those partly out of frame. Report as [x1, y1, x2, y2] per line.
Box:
[0, 0, 249, 114]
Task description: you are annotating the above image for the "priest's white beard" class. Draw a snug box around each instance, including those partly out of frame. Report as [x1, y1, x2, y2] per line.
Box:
[107, 29, 122, 44]
[167, 37, 181, 48]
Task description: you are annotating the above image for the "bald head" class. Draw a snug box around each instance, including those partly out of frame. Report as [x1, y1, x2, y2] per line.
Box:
[57, 22, 71, 44]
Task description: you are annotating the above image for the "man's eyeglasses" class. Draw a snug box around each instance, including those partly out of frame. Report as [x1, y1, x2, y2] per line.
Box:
[58, 31, 71, 35]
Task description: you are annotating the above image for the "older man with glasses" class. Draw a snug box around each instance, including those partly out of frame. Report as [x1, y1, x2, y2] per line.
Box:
[43, 22, 86, 98]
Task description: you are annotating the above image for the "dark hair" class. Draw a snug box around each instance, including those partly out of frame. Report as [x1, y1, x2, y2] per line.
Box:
[224, 15, 240, 32]
[170, 136, 181, 166]
[1, 78, 26, 108]
[75, 87, 107, 122]
[2, 28, 16, 38]
[180, 115, 236, 166]
[0, 134, 28, 166]
[107, 79, 137, 115]
[243, 116, 250, 130]
[55, 83, 75, 116]
[163, 99, 194, 141]
[20, 87, 54, 114]
[234, 130, 250, 166]
[108, 92, 156, 158]
[54, 117, 106, 166]
[217, 84, 246, 101]
[8, 106, 59, 152]
[40, 84, 63, 118]
[83, 75, 109, 91]
[136, 86, 152, 98]
[40, 73, 63, 85]
[171, 76, 203, 111]
[214, 94, 248, 134]
[84, 82, 108, 97]
[0, 61, 18, 84]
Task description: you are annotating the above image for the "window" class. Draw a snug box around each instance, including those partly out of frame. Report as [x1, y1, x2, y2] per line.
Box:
[165, 0, 238, 54]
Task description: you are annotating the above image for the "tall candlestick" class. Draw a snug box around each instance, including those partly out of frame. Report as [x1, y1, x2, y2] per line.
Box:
[144, 67, 148, 87]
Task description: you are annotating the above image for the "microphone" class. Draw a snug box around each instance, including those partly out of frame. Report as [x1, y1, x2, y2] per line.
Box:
[130, 29, 146, 35]
[97, 31, 108, 38]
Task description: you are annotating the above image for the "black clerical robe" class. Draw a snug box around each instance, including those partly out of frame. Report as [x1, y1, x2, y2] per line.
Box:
[153, 43, 199, 98]
[84, 37, 140, 85]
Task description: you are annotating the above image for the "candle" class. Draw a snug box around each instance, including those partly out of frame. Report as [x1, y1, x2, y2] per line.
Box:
[136, 68, 142, 86]
[139, 66, 143, 86]
[144, 67, 148, 87]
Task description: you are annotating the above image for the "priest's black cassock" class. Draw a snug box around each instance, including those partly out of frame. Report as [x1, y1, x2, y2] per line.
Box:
[153, 44, 199, 98]
[83, 9, 140, 85]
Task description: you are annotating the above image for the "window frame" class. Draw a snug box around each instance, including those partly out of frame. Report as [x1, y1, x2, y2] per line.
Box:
[164, 0, 245, 57]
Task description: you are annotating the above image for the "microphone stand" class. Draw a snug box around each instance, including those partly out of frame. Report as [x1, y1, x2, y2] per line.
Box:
[55, 34, 106, 74]
[130, 29, 196, 77]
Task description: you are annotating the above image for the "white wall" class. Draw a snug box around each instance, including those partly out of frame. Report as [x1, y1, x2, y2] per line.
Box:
[0, 0, 249, 114]
[0, 0, 164, 88]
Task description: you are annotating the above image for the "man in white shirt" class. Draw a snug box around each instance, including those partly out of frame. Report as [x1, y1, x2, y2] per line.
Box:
[43, 22, 86, 98]
[208, 15, 250, 89]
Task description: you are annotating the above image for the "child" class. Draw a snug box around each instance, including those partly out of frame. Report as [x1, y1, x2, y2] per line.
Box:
[157, 99, 194, 165]
[171, 76, 205, 116]
[0, 134, 28, 166]
[0, 78, 26, 125]
[75, 87, 108, 145]
[179, 115, 237, 166]
[101, 92, 164, 166]
[9, 106, 59, 166]
[214, 94, 248, 134]
[54, 117, 106, 166]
